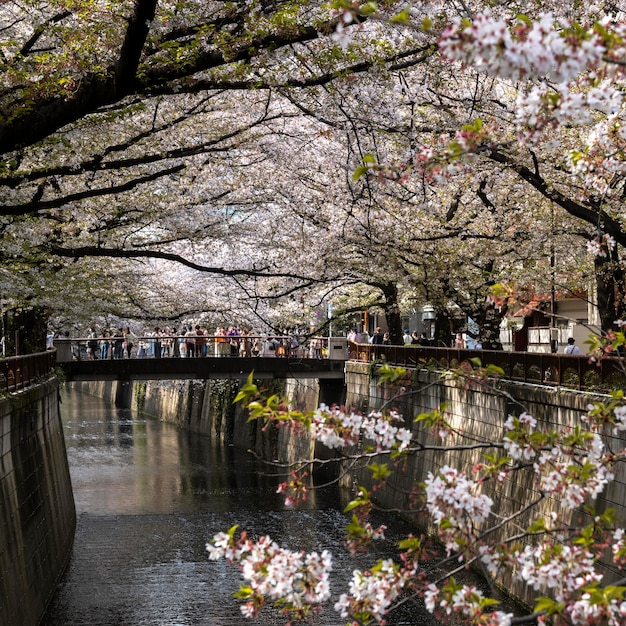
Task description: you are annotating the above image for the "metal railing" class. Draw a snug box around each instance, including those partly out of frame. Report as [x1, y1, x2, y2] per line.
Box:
[52, 335, 338, 361]
[0, 350, 56, 392]
[349, 342, 626, 392]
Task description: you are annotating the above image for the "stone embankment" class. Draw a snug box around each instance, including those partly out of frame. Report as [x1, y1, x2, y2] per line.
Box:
[344, 362, 623, 607]
[0, 379, 75, 626]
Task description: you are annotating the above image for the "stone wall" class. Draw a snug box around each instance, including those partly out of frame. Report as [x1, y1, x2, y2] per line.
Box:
[72, 377, 322, 467]
[0, 378, 75, 626]
[344, 362, 623, 608]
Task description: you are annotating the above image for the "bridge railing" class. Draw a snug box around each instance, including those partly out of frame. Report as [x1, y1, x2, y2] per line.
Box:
[0, 350, 56, 392]
[348, 342, 626, 392]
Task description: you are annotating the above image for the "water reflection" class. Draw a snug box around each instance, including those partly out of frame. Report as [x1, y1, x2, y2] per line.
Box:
[42, 387, 434, 626]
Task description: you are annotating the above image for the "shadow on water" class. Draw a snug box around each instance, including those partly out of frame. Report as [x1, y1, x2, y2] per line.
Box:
[41, 387, 442, 626]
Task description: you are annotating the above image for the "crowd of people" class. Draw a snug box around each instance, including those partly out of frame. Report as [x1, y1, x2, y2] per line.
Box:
[348, 327, 435, 347]
[68, 325, 324, 360]
[55, 324, 539, 361]
[56, 324, 447, 361]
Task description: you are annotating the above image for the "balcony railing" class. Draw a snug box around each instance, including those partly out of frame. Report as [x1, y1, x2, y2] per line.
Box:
[348, 342, 626, 392]
[0, 350, 56, 392]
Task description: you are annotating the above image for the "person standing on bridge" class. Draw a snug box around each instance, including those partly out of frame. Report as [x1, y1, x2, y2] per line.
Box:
[87, 328, 99, 359]
[123, 327, 135, 359]
[564, 337, 581, 354]
[99, 330, 110, 360]
[184, 326, 196, 358]
[195, 326, 206, 357]
[171, 329, 181, 358]
[240, 329, 253, 358]
[215, 326, 229, 357]
[371, 327, 384, 345]
[151, 327, 162, 359]
[252, 335, 261, 356]
[227, 326, 239, 357]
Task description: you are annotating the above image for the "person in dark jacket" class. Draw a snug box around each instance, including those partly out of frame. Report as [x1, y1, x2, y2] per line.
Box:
[371, 327, 384, 344]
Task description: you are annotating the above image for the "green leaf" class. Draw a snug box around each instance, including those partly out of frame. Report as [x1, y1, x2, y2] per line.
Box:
[534, 596, 565, 616]
[368, 462, 392, 481]
[233, 585, 253, 599]
[233, 371, 258, 404]
[353, 166, 367, 181]
[390, 9, 410, 24]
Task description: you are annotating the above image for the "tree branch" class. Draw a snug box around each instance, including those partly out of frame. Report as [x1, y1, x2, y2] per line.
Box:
[46, 245, 324, 282]
[487, 148, 626, 244]
[0, 164, 185, 216]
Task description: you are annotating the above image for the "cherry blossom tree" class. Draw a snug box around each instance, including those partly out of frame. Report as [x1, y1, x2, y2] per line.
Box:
[403, 3, 626, 329]
[4, 0, 626, 623]
[0, 0, 598, 337]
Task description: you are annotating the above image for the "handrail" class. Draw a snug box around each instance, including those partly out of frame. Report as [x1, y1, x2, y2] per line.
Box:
[52, 335, 334, 361]
[0, 350, 56, 393]
[348, 342, 626, 392]
[52, 334, 321, 342]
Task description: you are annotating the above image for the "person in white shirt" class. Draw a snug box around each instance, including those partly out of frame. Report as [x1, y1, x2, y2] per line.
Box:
[564, 338, 580, 354]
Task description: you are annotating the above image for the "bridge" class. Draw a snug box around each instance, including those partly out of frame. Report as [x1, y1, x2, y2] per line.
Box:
[58, 355, 346, 382]
[51, 335, 349, 382]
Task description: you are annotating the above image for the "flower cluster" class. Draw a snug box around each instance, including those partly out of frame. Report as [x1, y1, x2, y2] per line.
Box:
[424, 465, 493, 555]
[516, 542, 601, 602]
[568, 593, 626, 625]
[276, 470, 309, 507]
[330, 5, 365, 50]
[334, 559, 408, 623]
[439, 12, 626, 158]
[505, 410, 615, 509]
[424, 582, 513, 625]
[612, 528, 626, 567]
[207, 528, 332, 620]
[586, 232, 617, 257]
[311, 404, 413, 452]
[439, 13, 604, 84]
[502, 411, 538, 461]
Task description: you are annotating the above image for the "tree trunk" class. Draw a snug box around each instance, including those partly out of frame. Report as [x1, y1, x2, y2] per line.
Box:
[434, 310, 453, 346]
[594, 250, 626, 332]
[380, 282, 403, 345]
[463, 300, 508, 350]
[7, 306, 49, 355]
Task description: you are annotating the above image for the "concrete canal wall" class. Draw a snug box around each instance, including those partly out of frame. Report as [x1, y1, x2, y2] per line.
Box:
[72, 377, 334, 466]
[343, 362, 624, 607]
[0, 379, 75, 626]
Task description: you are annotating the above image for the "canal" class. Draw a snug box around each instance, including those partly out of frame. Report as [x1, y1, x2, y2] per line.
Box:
[41, 386, 436, 625]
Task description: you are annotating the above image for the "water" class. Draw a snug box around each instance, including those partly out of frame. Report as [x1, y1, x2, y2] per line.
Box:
[41, 387, 435, 625]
